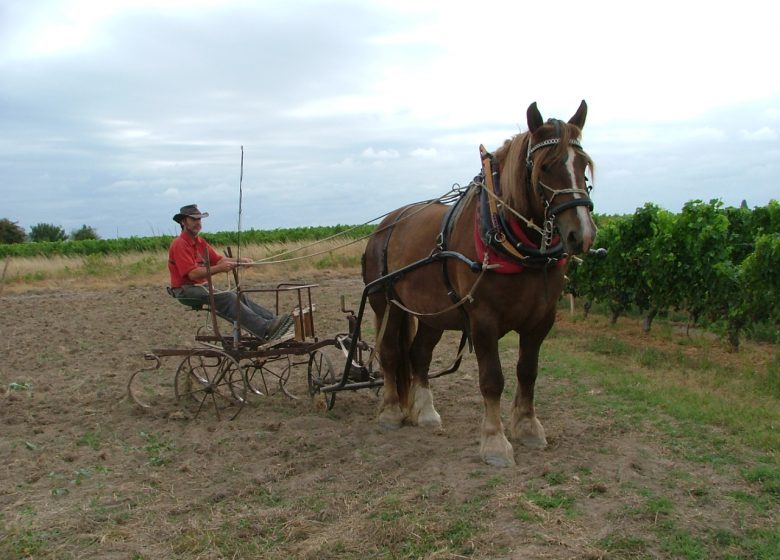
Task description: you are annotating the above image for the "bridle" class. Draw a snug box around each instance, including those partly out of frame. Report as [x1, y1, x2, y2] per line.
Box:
[473, 123, 595, 267]
[525, 123, 594, 249]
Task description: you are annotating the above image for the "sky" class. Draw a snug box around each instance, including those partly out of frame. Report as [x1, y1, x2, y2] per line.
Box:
[1, 0, 778, 239]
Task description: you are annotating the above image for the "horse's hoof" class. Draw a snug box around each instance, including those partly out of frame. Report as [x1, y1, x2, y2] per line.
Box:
[480, 434, 516, 467]
[511, 417, 548, 449]
[378, 407, 404, 429]
[519, 435, 547, 449]
[416, 412, 442, 428]
[483, 453, 516, 468]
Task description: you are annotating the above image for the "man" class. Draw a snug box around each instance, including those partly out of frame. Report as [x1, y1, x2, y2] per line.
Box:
[168, 204, 293, 341]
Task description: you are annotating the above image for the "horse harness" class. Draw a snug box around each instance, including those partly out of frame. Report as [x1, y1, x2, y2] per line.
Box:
[374, 127, 594, 352]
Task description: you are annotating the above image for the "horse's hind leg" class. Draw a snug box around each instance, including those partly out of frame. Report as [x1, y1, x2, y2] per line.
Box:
[408, 322, 444, 428]
[509, 333, 548, 449]
[373, 301, 414, 429]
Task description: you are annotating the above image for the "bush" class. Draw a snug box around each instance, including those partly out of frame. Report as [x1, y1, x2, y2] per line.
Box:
[70, 225, 100, 241]
[0, 218, 26, 244]
[29, 223, 67, 243]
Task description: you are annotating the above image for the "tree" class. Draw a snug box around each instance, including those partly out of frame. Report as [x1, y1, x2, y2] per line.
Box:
[70, 224, 100, 241]
[0, 218, 26, 244]
[29, 223, 67, 243]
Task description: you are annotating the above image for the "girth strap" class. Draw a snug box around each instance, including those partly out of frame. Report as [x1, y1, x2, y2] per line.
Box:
[436, 189, 475, 350]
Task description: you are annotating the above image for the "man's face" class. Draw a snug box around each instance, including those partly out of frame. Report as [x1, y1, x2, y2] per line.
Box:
[183, 216, 202, 237]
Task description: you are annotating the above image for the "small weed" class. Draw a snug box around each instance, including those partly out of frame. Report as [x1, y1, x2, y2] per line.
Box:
[8, 382, 32, 391]
[542, 471, 568, 485]
[525, 488, 576, 516]
[512, 502, 542, 523]
[645, 495, 674, 517]
[72, 467, 91, 486]
[78, 431, 101, 450]
[252, 486, 283, 507]
[140, 431, 176, 467]
[483, 475, 504, 489]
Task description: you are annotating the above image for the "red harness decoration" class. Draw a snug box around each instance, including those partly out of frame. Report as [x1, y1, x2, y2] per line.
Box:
[473, 211, 567, 274]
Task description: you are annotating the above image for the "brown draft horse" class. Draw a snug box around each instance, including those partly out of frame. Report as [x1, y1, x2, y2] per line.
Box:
[362, 101, 596, 466]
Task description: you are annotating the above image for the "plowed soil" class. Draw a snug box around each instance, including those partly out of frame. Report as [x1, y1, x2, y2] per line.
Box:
[0, 274, 774, 559]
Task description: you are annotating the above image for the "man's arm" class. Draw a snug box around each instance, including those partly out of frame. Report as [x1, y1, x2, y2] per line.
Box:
[186, 259, 236, 281]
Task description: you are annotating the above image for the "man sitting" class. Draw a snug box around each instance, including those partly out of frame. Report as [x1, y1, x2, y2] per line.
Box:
[168, 204, 293, 341]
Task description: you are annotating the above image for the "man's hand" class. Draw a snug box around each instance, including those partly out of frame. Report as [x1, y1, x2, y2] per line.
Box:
[214, 260, 237, 273]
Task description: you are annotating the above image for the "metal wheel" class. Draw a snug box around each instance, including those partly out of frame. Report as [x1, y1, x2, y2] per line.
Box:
[174, 351, 247, 420]
[307, 350, 336, 410]
[128, 354, 175, 410]
[244, 356, 297, 399]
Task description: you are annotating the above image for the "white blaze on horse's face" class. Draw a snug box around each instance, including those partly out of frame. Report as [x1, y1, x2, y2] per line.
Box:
[565, 146, 596, 253]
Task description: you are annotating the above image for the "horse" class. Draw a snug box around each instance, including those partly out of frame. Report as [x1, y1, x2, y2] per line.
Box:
[362, 100, 596, 466]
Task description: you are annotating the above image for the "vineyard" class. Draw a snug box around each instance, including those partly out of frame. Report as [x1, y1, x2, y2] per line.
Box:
[569, 199, 780, 349]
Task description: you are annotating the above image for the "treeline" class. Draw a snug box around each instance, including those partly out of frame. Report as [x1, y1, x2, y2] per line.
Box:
[0, 225, 376, 259]
[568, 199, 780, 349]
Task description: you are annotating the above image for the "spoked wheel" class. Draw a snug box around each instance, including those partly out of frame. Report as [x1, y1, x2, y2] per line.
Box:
[244, 356, 297, 399]
[174, 351, 247, 420]
[307, 350, 336, 410]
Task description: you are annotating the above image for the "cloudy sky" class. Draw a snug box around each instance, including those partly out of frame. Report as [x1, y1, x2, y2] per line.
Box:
[1, 0, 778, 239]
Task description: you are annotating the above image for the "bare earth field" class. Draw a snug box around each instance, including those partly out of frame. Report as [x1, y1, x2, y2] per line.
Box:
[1, 273, 777, 559]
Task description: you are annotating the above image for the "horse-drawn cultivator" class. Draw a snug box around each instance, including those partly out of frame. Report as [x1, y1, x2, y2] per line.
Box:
[128, 281, 384, 420]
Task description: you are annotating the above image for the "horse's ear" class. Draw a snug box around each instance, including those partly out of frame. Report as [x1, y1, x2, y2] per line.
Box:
[568, 100, 587, 129]
[527, 102, 543, 133]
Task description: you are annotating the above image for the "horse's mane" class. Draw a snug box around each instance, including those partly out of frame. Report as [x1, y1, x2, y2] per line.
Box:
[494, 121, 593, 214]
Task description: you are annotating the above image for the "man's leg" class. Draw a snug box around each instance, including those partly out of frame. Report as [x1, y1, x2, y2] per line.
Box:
[239, 293, 275, 321]
[175, 284, 210, 304]
[212, 292, 273, 338]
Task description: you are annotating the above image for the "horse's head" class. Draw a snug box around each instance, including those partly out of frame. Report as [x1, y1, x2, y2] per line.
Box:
[499, 101, 597, 255]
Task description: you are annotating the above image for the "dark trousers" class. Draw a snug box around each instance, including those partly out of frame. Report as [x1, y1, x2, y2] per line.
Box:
[172, 284, 276, 338]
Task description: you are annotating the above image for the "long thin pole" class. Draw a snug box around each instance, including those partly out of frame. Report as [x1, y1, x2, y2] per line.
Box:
[237, 145, 244, 266]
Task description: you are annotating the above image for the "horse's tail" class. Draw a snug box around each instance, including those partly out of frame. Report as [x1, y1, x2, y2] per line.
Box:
[395, 312, 416, 410]
[375, 306, 417, 410]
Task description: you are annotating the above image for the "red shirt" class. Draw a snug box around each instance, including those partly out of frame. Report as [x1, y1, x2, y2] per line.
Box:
[168, 231, 223, 288]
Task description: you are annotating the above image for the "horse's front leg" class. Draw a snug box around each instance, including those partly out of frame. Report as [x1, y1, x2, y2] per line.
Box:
[474, 333, 515, 467]
[509, 333, 548, 449]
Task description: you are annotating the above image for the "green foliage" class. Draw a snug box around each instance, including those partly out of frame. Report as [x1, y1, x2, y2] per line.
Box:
[29, 222, 67, 243]
[0, 224, 375, 258]
[70, 224, 100, 241]
[0, 218, 26, 244]
[571, 199, 779, 348]
[739, 233, 780, 330]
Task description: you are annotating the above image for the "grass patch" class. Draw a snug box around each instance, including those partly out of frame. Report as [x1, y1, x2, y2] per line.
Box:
[524, 488, 576, 516]
[742, 464, 780, 497]
[599, 533, 649, 557]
